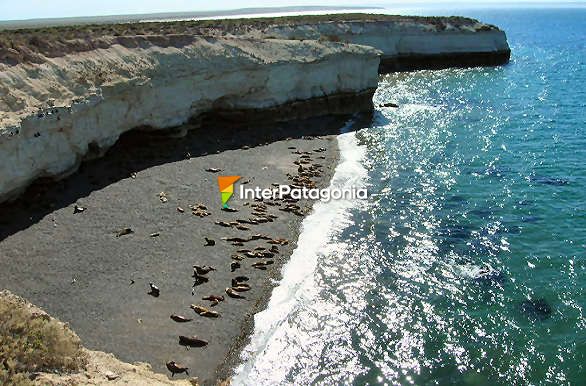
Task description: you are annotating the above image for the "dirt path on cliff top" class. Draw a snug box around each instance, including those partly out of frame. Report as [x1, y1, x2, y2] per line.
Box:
[0, 114, 358, 384]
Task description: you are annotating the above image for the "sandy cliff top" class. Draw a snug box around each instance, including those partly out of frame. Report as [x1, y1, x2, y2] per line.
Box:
[0, 14, 500, 66]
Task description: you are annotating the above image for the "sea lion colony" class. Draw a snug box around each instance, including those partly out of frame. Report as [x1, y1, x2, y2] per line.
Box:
[69, 140, 329, 379]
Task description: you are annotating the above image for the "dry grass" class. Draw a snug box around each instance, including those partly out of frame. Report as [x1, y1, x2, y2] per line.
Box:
[0, 291, 87, 385]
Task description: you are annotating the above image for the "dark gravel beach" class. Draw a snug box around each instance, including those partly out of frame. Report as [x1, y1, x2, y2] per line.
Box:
[0, 115, 356, 383]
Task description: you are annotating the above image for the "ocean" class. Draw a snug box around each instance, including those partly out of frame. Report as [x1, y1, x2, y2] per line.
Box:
[234, 8, 586, 385]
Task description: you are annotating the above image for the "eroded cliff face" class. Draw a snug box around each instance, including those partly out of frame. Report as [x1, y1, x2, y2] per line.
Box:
[0, 37, 379, 201]
[241, 19, 510, 71]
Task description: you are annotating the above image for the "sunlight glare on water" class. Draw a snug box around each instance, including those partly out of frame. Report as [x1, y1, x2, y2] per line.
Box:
[235, 9, 586, 385]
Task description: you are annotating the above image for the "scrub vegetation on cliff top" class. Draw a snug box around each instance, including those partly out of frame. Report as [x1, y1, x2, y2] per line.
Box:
[0, 290, 87, 385]
[0, 13, 499, 66]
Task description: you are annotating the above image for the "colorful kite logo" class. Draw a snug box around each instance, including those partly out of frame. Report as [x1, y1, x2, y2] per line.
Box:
[217, 176, 241, 208]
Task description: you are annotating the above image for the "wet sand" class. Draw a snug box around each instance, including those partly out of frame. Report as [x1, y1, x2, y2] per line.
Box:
[0, 114, 363, 383]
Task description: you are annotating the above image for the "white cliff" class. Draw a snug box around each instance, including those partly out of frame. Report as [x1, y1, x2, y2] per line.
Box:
[240, 18, 510, 70]
[250, 19, 508, 54]
[0, 15, 511, 202]
[0, 37, 380, 201]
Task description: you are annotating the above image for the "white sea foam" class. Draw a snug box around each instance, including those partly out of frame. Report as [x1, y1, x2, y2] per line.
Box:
[232, 120, 369, 385]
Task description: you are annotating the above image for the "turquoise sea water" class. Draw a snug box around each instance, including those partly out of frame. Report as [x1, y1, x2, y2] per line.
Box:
[236, 8, 586, 385]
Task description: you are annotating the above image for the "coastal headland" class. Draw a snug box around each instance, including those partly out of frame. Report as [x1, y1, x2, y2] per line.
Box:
[0, 13, 510, 384]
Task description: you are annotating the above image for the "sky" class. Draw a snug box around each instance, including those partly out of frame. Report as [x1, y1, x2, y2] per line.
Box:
[0, 0, 583, 21]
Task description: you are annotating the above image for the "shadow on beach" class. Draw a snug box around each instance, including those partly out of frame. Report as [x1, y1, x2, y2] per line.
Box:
[0, 112, 371, 242]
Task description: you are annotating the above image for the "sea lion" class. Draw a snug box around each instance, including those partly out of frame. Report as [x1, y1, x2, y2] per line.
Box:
[205, 168, 222, 173]
[166, 361, 189, 377]
[193, 265, 216, 275]
[232, 242, 245, 246]
[73, 204, 86, 214]
[192, 275, 209, 286]
[204, 237, 215, 246]
[179, 335, 208, 348]
[190, 203, 208, 210]
[226, 287, 246, 299]
[177, 207, 185, 213]
[231, 278, 251, 288]
[149, 232, 160, 237]
[148, 283, 160, 297]
[232, 285, 251, 292]
[252, 261, 274, 269]
[116, 227, 133, 237]
[222, 207, 238, 213]
[202, 295, 224, 302]
[270, 245, 279, 253]
[234, 276, 250, 283]
[202, 295, 225, 307]
[231, 261, 241, 272]
[191, 304, 220, 317]
[250, 234, 271, 241]
[192, 208, 211, 217]
[232, 280, 245, 288]
[216, 221, 233, 227]
[253, 217, 270, 224]
[268, 238, 289, 245]
[236, 225, 250, 231]
[170, 314, 192, 323]
[223, 237, 249, 243]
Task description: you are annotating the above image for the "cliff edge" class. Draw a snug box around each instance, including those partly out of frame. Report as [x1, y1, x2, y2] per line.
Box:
[0, 14, 511, 202]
